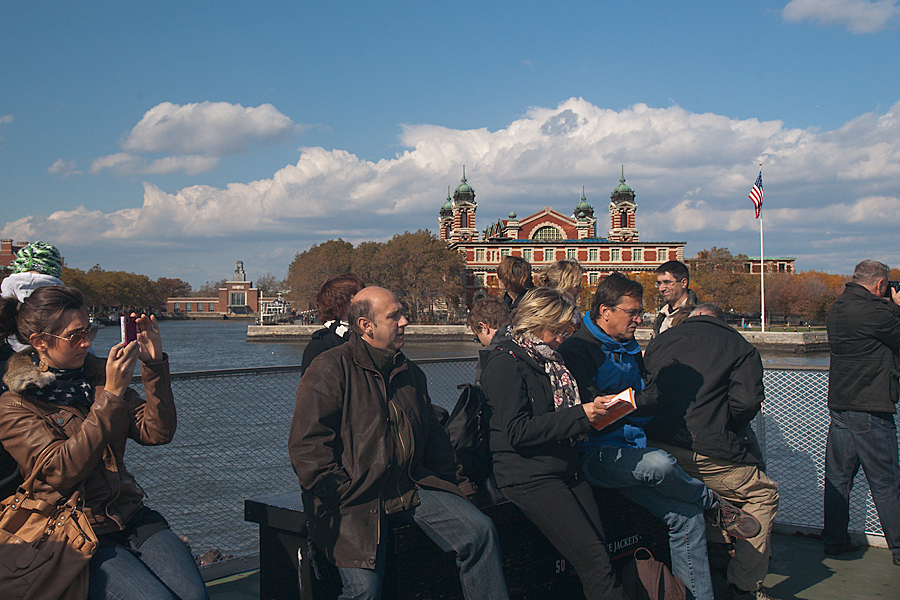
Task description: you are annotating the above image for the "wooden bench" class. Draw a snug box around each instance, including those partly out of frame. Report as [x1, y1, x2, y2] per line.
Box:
[245, 488, 669, 600]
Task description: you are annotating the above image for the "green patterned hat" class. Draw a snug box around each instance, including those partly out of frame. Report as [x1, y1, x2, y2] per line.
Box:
[12, 241, 63, 278]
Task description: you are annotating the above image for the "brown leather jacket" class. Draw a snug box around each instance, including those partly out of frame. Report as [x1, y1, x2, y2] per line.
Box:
[289, 333, 472, 569]
[0, 350, 176, 534]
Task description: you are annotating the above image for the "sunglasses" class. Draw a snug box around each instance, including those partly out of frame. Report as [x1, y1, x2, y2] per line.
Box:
[42, 324, 100, 348]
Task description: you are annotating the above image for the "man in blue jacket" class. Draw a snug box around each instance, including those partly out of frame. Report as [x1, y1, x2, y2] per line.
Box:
[824, 260, 900, 567]
[560, 274, 760, 600]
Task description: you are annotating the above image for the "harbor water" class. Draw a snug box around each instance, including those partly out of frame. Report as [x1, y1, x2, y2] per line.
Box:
[90, 319, 830, 371]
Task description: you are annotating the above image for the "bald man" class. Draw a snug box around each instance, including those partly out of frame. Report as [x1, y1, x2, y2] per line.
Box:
[289, 287, 509, 600]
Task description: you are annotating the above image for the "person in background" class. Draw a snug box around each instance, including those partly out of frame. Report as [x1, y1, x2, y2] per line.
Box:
[652, 260, 699, 337]
[466, 296, 510, 385]
[290, 287, 509, 600]
[0, 285, 208, 600]
[300, 274, 365, 375]
[480, 287, 629, 600]
[1, 241, 65, 357]
[540, 259, 586, 324]
[823, 260, 900, 568]
[496, 255, 534, 311]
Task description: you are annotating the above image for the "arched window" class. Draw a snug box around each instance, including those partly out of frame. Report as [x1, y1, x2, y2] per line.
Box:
[533, 226, 563, 241]
[445, 225, 451, 239]
[619, 211, 628, 228]
[460, 212, 468, 228]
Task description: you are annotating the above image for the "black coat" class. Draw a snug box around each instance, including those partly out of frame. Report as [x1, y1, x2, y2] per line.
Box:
[826, 282, 900, 414]
[643, 315, 766, 466]
[289, 334, 471, 569]
[480, 340, 592, 488]
[300, 322, 351, 375]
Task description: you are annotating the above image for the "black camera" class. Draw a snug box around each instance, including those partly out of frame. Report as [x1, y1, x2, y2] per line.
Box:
[888, 281, 900, 296]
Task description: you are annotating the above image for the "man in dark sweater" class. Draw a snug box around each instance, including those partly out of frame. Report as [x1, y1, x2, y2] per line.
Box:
[824, 260, 900, 566]
[644, 303, 779, 600]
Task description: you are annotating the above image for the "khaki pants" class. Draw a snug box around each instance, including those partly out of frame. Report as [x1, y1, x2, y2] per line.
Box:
[652, 441, 779, 593]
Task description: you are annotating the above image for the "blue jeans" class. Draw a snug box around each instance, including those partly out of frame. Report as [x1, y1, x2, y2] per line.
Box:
[823, 409, 900, 560]
[337, 488, 508, 600]
[581, 445, 715, 600]
[88, 528, 209, 600]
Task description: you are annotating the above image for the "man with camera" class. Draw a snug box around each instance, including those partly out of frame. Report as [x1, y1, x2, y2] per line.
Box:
[824, 260, 900, 566]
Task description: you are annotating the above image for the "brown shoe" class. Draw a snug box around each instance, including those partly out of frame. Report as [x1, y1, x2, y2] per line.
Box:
[708, 493, 761, 539]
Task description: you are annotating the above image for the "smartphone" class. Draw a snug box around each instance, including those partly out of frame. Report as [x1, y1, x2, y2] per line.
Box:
[120, 315, 137, 344]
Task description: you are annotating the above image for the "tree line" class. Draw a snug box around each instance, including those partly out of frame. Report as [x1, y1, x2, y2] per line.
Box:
[285, 230, 466, 322]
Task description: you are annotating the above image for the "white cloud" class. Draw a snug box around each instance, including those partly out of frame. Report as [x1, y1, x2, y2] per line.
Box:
[121, 101, 297, 155]
[7, 97, 900, 279]
[91, 102, 299, 176]
[47, 159, 81, 178]
[0, 114, 13, 124]
[783, 0, 900, 33]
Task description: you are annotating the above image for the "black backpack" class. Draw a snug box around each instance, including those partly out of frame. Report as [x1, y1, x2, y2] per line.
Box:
[443, 384, 502, 505]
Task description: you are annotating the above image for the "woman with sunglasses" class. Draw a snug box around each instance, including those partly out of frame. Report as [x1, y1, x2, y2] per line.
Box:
[479, 287, 630, 600]
[0, 285, 208, 600]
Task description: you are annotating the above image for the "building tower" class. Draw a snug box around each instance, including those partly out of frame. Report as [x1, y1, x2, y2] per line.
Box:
[438, 187, 454, 241]
[574, 187, 596, 239]
[447, 166, 478, 243]
[607, 166, 639, 242]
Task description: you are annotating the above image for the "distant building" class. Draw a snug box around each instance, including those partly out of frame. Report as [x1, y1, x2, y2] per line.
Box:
[439, 168, 687, 306]
[165, 261, 280, 318]
[687, 251, 796, 275]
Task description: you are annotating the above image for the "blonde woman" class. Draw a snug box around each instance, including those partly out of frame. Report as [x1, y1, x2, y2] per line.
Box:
[541, 259, 586, 322]
[479, 288, 628, 600]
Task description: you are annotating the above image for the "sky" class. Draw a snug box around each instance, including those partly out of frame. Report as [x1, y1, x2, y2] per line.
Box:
[2, 1, 900, 287]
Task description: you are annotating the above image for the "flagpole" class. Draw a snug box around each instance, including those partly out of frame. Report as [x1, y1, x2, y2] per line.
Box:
[758, 164, 765, 332]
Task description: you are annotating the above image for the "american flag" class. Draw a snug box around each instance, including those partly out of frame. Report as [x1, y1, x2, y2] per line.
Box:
[749, 171, 763, 218]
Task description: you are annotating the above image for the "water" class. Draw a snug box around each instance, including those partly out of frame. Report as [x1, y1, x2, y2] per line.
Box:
[90, 320, 828, 372]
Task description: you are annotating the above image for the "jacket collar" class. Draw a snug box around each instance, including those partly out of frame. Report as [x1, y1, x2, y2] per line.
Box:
[844, 281, 884, 301]
[581, 311, 642, 355]
[346, 332, 409, 379]
[2, 348, 105, 395]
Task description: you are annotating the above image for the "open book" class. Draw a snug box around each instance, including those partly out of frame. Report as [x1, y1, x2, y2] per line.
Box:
[590, 387, 637, 430]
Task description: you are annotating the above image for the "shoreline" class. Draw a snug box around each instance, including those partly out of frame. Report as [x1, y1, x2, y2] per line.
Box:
[247, 324, 829, 354]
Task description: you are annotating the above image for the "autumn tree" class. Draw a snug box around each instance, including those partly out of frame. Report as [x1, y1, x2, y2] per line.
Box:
[194, 279, 226, 297]
[632, 271, 662, 314]
[255, 273, 285, 297]
[369, 230, 466, 322]
[689, 248, 759, 313]
[286, 239, 355, 311]
[156, 277, 192, 300]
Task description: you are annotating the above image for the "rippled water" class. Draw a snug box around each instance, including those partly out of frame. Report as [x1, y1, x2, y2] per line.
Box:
[90, 319, 827, 372]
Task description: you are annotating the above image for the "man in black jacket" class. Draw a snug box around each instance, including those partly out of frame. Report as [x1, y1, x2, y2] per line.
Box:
[644, 303, 779, 600]
[824, 260, 900, 566]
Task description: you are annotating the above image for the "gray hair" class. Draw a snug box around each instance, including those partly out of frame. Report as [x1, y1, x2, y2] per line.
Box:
[689, 303, 726, 321]
[851, 260, 890, 286]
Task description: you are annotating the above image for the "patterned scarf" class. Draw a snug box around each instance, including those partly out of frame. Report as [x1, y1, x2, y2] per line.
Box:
[26, 354, 94, 407]
[513, 332, 581, 411]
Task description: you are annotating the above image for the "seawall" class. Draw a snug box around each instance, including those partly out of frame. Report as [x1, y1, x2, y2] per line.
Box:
[248, 324, 829, 353]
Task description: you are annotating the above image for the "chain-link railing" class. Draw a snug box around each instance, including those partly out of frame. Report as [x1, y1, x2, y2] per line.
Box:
[126, 361, 897, 575]
[760, 365, 899, 539]
[126, 359, 478, 574]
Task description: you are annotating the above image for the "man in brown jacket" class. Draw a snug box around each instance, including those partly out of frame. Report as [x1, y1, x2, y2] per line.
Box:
[289, 287, 509, 600]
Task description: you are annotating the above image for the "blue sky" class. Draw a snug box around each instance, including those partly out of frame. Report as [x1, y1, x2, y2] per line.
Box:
[2, 1, 900, 287]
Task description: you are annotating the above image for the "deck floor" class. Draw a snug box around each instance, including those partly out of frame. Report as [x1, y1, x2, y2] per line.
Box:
[206, 531, 900, 600]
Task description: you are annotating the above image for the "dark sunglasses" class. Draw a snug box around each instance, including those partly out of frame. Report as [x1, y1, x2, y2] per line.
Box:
[42, 324, 100, 348]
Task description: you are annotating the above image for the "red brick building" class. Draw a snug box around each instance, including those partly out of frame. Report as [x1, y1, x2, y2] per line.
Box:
[165, 261, 271, 317]
[439, 168, 687, 306]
